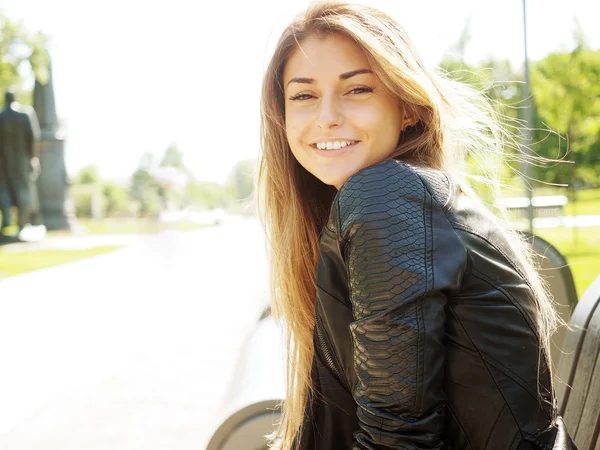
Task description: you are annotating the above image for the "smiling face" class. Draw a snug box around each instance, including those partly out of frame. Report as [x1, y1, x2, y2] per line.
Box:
[283, 33, 408, 190]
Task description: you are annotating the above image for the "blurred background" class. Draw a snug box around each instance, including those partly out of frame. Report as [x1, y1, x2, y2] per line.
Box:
[0, 0, 598, 449]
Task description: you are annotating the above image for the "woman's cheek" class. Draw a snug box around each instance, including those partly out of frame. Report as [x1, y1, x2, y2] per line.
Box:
[347, 103, 381, 127]
[287, 110, 313, 142]
[285, 110, 300, 140]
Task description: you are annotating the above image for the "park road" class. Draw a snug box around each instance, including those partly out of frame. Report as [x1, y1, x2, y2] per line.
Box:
[0, 217, 271, 449]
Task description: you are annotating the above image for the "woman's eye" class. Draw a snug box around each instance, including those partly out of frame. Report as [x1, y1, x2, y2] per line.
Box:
[288, 93, 315, 101]
[347, 86, 374, 95]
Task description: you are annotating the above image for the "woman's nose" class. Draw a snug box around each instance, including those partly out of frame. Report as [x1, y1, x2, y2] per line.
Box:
[315, 94, 343, 129]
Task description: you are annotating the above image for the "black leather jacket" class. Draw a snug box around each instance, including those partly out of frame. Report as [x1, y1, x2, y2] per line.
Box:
[296, 159, 577, 450]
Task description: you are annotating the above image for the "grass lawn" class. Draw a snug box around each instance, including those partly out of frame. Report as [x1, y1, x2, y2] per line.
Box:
[0, 245, 123, 278]
[563, 188, 600, 216]
[535, 226, 600, 299]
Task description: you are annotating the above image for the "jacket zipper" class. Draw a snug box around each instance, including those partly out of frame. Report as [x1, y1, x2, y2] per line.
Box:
[315, 314, 349, 391]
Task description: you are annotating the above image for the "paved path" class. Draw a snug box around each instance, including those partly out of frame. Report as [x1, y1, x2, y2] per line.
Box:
[0, 218, 270, 449]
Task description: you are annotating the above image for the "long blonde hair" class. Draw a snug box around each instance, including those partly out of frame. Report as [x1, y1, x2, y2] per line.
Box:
[257, 2, 559, 449]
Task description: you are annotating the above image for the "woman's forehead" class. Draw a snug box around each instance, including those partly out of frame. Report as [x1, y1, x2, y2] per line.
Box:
[283, 34, 372, 84]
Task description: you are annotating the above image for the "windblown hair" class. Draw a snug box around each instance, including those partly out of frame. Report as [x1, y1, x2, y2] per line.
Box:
[257, 2, 559, 449]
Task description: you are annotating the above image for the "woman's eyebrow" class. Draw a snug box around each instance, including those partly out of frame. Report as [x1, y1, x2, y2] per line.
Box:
[287, 77, 315, 87]
[286, 68, 373, 87]
[339, 68, 372, 80]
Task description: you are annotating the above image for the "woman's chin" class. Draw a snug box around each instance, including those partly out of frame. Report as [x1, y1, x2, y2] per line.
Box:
[312, 167, 355, 190]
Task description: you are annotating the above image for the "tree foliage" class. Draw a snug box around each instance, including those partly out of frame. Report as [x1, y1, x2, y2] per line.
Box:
[186, 181, 228, 209]
[102, 182, 128, 217]
[531, 48, 600, 185]
[440, 28, 600, 189]
[77, 165, 100, 184]
[159, 143, 185, 169]
[129, 152, 161, 217]
[227, 158, 256, 201]
[0, 12, 49, 104]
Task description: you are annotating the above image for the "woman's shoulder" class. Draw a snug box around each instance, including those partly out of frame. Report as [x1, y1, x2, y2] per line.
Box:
[329, 158, 454, 239]
[339, 158, 421, 189]
[335, 159, 452, 213]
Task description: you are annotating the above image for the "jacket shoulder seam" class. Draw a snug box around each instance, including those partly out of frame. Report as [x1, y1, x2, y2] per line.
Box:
[449, 221, 533, 293]
[416, 171, 469, 290]
[469, 267, 539, 336]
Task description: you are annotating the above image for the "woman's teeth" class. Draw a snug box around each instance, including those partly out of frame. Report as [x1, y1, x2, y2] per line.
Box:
[315, 140, 356, 150]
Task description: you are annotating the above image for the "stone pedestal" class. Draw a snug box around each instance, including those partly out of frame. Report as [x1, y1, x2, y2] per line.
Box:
[33, 61, 76, 231]
[36, 137, 75, 230]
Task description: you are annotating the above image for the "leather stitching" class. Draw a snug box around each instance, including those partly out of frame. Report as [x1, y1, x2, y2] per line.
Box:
[470, 268, 539, 344]
[484, 403, 508, 449]
[481, 353, 545, 403]
[446, 404, 475, 450]
[449, 221, 533, 293]
[316, 284, 348, 308]
[469, 268, 554, 406]
[447, 304, 526, 443]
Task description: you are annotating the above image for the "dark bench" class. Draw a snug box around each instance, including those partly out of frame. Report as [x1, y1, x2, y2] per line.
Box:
[525, 233, 579, 365]
[555, 275, 600, 449]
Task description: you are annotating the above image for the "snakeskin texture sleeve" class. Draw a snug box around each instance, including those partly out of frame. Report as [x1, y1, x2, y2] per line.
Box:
[337, 160, 452, 450]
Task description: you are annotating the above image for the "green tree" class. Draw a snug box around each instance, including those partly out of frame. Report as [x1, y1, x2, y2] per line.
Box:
[531, 47, 600, 186]
[77, 165, 100, 184]
[442, 19, 471, 67]
[71, 166, 102, 218]
[130, 152, 161, 217]
[102, 182, 128, 217]
[439, 51, 525, 199]
[186, 181, 229, 209]
[159, 143, 185, 168]
[155, 143, 191, 210]
[0, 12, 49, 104]
[439, 23, 600, 190]
[227, 158, 257, 201]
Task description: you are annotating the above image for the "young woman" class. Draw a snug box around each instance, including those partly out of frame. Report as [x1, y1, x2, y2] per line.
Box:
[257, 2, 577, 449]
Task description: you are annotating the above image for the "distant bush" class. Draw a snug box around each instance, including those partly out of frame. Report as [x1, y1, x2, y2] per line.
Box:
[71, 183, 101, 219]
[102, 182, 129, 217]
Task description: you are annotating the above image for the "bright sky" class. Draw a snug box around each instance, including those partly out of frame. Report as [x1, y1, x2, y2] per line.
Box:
[1, 0, 598, 184]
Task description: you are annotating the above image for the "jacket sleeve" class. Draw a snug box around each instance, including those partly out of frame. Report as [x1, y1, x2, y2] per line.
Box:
[336, 161, 456, 449]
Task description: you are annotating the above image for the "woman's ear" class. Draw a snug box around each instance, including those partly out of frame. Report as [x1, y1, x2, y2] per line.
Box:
[400, 104, 418, 131]
[401, 118, 417, 133]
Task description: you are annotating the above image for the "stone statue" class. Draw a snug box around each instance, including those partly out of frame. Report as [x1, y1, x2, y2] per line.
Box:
[0, 90, 43, 231]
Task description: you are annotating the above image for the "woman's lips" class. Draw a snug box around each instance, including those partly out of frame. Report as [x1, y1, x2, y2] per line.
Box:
[311, 141, 359, 157]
